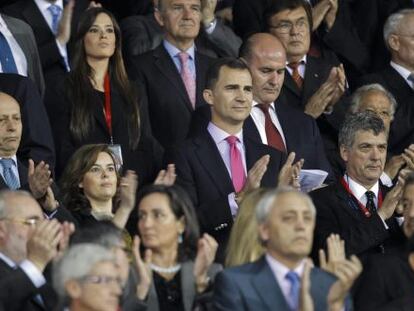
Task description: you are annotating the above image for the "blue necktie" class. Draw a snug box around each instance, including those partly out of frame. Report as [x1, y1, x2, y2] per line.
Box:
[285, 271, 301, 311]
[47, 4, 62, 34]
[0, 31, 18, 74]
[1, 158, 19, 190]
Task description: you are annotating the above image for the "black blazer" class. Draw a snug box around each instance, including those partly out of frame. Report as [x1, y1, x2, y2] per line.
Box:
[167, 127, 285, 261]
[310, 181, 406, 264]
[48, 77, 160, 185]
[128, 43, 213, 152]
[359, 65, 414, 157]
[0, 258, 57, 311]
[0, 74, 55, 171]
[244, 97, 334, 183]
[354, 253, 414, 311]
[1, 0, 89, 82]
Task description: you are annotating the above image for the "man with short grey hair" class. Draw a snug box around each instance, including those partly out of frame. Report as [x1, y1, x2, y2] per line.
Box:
[214, 187, 360, 311]
[311, 111, 406, 265]
[360, 8, 414, 159]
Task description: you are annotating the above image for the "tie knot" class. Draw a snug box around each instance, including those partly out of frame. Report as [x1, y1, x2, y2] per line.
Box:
[48, 4, 62, 16]
[408, 73, 414, 83]
[177, 52, 190, 64]
[288, 62, 301, 70]
[0, 158, 14, 169]
[226, 135, 239, 145]
[285, 271, 300, 284]
[365, 191, 375, 201]
[256, 103, 271, 113]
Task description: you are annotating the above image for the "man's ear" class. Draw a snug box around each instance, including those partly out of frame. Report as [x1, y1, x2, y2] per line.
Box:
[65, 280, 82, 299]
[388, 34, 400, 53]
[258, 223, 269, 244]
[203, 89, 214, 106]
[339, 145, 349, 163]
[154, 9, 164, 27]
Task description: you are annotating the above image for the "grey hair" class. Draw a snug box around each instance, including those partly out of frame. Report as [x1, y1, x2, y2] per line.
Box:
[350, 83, 397, 118]
[384, 9, 414, 50]
[256, 187, 316, 225]
[339, 111, 386, 149]
[53, 244, 115, 300]
[0, 190, 34, 219]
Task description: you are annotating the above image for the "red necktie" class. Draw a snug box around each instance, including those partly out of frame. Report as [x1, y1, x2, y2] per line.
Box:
[288, 62, 304, 90]
[226, 136, 246, 192]
[256, 103, 286, 152]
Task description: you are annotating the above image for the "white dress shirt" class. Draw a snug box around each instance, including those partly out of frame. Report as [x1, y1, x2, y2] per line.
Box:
[0, 14, 27, 75]
[390, 61, 414, 89]
[285, 55, 307, 79]
[250, 100, 287, 146]
[0, 155, 20, 189]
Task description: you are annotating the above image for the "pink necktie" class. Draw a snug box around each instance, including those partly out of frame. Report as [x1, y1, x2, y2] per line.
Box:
[178, 52, 196, 109]
[226, 136, 246, 193]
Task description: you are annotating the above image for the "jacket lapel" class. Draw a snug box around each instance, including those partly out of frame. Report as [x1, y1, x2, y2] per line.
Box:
[153, 45, 194, 112]
[194, 131, 235, 195]
[251, 257, 291, 311]
[283, 72, 301, 98]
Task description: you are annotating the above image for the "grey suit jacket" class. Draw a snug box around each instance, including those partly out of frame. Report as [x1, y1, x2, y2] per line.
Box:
[124, 261, 222, 311]
[2, 14, 45, 97]
[214, 256, 352, 311]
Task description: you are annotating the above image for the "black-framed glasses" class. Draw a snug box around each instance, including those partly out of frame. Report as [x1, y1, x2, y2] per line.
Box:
[269, 19, 309, 34]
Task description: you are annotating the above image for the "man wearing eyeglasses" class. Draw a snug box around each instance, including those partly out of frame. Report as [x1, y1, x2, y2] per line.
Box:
[0, 190, 73, 311]
[266, 0, 348, 178]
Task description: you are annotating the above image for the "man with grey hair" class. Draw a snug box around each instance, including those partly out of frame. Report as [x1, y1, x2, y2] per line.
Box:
[359, 8, 414, 159]
[0, 190, 73, 310]
[214, 187, 360, 311]
[311, 111, 406, 265]
[53, 243, 122, 311]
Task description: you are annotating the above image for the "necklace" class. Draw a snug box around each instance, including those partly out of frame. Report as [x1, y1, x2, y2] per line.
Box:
[149, 263, 181, 274]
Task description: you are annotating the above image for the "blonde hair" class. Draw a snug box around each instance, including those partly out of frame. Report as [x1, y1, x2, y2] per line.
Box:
[225, 189, 267, 267]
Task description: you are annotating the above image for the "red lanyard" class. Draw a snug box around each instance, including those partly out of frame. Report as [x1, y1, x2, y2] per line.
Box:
[103, 72, 113, 142]
[340, 176, 383, 218]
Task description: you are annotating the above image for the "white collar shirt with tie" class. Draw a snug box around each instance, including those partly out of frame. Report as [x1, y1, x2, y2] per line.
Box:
[0, 155, 20, 189]
[390, 61, 414, 89]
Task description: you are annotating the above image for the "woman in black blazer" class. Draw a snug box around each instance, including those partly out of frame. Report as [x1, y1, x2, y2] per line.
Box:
[48, 7, 160, 183]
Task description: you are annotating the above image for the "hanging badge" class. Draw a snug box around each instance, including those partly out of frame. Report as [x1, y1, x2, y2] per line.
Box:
[108, 144, 123, 170]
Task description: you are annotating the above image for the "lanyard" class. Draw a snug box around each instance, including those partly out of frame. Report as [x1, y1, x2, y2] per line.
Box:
[340, 176, 383, 218]
[103, 72, 113, 144]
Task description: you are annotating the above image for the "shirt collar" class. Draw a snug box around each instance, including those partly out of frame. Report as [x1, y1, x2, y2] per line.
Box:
[390, 61, 412, 81]
[163, 39, 195, 61]
[0, 251, 17, 268]
[266, 253, 305, 282]
[0, 155, 18, 166]
[207, 122, 243, 145]
[0, 14, 6, 29]
[34, 0, 64, 13]
[252, 100, 276, 111]
[345, 174, 379, 201]
[287, 55, 307, 66]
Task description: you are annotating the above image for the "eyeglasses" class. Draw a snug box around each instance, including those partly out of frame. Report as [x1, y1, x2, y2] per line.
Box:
[269, 19, 309, 34]
[0, 217, 41, 227]
[81, 275, 123, 287]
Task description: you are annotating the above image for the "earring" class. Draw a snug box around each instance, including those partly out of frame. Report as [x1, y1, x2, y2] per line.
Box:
[178, 232, 183, 244]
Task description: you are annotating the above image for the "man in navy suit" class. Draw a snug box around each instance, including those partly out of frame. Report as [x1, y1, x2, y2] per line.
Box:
[240, 32, 334, 183]
[213, 187, 360, 311]
[169, 58, 300, 262]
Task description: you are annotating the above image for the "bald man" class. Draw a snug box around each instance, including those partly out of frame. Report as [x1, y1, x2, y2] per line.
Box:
[240, 33, 334, 183]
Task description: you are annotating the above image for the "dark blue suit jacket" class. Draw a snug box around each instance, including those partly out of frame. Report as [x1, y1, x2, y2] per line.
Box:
[214, 256, 351, 311]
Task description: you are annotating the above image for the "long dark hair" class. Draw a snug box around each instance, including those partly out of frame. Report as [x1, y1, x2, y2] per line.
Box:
[136, 185, 200, 262]
[60, 144, 120, 214]
[67, 7, 140, 149]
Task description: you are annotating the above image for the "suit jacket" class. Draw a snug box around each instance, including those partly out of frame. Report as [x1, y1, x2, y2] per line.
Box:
[168, 127, 285, 262]
[213, 256, 350, 311]
[0, 257, 57, 311]
[281, 53, 349, 178]
[1, 14, 45, 97]
[244, 97, 334, 183]
[128, 43, 213, 151]
[1, 0, 89, 84]
[121, 14, 241, 62]
[359, 64, 414, 157]
[310, 180, 406, 264]
[354, 253, 414, 311]
[0, 73, 55, 171]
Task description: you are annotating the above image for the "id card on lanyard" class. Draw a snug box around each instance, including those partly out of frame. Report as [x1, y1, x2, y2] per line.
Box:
[104, 73, 123, 168]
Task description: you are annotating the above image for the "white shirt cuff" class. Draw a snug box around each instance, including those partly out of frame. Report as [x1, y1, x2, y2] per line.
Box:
[19, 260, 46, 288]
[228, 192, 238, 217]
[204, 19, 217, 34]
[380, 172, 393, 187]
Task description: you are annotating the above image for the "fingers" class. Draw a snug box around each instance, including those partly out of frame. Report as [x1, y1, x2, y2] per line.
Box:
[154, 164, 176, 186]
[28, 159, 35, 176]
[246, 155, 269, 190]
[319, 249, 327, 269]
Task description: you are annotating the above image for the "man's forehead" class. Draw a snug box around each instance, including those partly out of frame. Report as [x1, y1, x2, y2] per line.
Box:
[165, 0, 201, 6]
[217, 67, 252, 85]
[270, 193, 312, 214]
[5, 196, 42, 218]
[270, 6, 307, 21]
[354, 130, 387, 143]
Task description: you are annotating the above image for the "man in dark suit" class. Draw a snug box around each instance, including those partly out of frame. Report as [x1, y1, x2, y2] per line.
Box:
[310, 112, 406, 265]
[1, 0, 89, 85]
[0, 14, 45, 97]
[214, 188, 360, 310]
[0, 190, 69, 311]
[169, 58, 302, 262]
[266, 0, 349, 178]
[359, 9, 414, 158]
[240, 32, 334, 183]
[128, 0, 213, 152]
